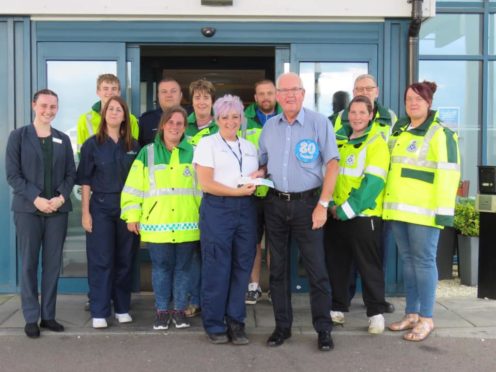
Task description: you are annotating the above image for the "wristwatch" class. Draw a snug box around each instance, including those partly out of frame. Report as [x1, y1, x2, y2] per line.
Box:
[318, 200, 329, 208]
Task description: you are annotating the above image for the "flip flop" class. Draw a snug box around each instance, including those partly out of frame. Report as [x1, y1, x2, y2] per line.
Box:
[403, 319, 434, 342]
[388, 314, 419, 331]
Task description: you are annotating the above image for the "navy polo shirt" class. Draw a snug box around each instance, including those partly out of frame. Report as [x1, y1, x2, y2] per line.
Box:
[77, 135, 140, 193]
[138, 108, 163, 147]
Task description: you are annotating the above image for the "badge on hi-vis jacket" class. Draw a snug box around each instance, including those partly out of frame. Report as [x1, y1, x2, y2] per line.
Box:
[183, 167, 192, 177]
[407, 140, 418, 153]
[295, 139, 319, 163]
[346, 154, 355, 166]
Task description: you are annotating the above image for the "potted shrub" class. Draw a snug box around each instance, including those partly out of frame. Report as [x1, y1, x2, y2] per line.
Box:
[453, 198, 480, 286]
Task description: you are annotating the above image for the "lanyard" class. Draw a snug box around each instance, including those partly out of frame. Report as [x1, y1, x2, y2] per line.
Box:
[221, 135, 243, 173]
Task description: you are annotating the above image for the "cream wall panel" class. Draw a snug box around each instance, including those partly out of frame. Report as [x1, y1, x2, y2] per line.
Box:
[2, 0, 435, 19]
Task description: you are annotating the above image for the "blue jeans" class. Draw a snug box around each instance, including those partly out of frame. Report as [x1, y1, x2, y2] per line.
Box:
[391, 221, 440, 318]
[148, 242, 197, 311]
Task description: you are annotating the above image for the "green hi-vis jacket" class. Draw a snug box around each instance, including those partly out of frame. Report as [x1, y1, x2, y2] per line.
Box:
[332, 124, 390, 220]
[120, 136, 202, 243]
[333, 101, 397, 145]
[185, 112, 218, 146]
[382, 111, 461, 228]
[241, 103, 282, 149]
[76, 101, 140, 154]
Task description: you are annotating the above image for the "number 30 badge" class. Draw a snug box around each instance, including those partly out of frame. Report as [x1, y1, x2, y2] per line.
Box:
[295, 139, 319, 163]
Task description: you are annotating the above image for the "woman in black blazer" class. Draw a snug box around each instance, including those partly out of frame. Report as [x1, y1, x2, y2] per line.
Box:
[5, 89, 76, 338]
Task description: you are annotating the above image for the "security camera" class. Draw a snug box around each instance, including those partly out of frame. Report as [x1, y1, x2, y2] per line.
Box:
[201, 27, 216, 38]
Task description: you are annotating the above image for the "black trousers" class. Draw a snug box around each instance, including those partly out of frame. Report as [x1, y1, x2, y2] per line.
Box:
[264, 193, 332, 332]
[324, 216, 386, 317]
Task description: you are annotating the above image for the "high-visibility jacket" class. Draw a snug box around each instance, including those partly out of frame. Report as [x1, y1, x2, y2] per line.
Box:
[382, 110, 461, 228]
[241, 103, 282, 149]
[185, 112, 218, 146]
[332, 125, 390, 220]
[76, 101, 139, 154]
[120, 136, 201, 243]
[334, 101, 397, 145]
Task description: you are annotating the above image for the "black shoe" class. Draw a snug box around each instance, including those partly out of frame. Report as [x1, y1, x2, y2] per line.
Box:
[227, 322, 249, 345]
[24, 322, 40, 338]
[267, 327, 291, 347]
[385, 301, 395, 314]
[317, 331, 334, 351]
[207, 332, 229, 344]
[39, 319, 65, 332]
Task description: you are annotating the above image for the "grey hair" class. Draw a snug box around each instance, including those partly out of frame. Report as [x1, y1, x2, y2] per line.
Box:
[354, 74, 377, 86]
[276, 72, 304, 90]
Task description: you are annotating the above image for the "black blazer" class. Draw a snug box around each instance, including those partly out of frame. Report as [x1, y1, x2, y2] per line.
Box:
[5, 124, 76, 213]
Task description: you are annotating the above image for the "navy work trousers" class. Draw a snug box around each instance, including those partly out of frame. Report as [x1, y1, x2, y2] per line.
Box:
[86, 192, 136, 318]
[264, 192, 332, 332]
[15, 212, 67, 323]
[200, 194, 257, 334]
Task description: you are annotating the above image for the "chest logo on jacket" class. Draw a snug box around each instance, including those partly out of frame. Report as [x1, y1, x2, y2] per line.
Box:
[407, 140, 418, 153]
[295, 139, 319, 163]
[183, 167, 192, 177]
[346, 154, 355, 166]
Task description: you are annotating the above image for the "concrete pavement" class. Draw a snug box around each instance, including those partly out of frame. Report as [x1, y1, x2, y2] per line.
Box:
[1, 293, 496, 340]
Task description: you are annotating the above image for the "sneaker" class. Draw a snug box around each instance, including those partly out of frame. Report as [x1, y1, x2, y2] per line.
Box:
[368, 314, 385, 334]
[330, 311, 345, 325]
[153, 311, 170, 330]
[92, 318, 108, 329]
[245, 289, 262, 305]
[184, 305, 201, 318]
[115, 313, 133, 324]
[172, 311, 190, 329]
[227, 322, 249, 345]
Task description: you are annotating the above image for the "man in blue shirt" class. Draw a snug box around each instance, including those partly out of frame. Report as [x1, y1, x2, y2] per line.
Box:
[257, 72, 339, 351]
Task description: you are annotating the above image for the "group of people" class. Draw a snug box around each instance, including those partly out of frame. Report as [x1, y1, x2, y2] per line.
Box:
[6, 70, 460, 350]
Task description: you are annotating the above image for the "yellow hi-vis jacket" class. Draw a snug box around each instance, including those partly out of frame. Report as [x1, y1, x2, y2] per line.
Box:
[382, 111, 461, 228]
[77, 101, 139, 154]
[120, 136, 202, 243]
[332, 126, 390, 220]
[334, 101, 397, 145]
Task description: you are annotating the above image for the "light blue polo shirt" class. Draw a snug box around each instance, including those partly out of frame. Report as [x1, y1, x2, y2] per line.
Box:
[259, 107, 339, 193]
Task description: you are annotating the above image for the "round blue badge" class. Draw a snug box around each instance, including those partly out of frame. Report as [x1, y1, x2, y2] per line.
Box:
[295, 139, 319, 163]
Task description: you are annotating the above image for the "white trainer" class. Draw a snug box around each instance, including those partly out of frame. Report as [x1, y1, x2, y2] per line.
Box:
[115, 313, 133, 323]
[92, 318, 108, 329]
[330, 311, 345, 325]
[368, 314, 385, 334]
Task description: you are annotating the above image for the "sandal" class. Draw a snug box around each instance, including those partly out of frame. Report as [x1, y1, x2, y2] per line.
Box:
[403, 318, 434, 342]
[388, 314, 419, 331]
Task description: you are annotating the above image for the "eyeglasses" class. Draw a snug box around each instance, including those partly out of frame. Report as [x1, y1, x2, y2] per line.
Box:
[354, 86, 377, 93]
[277, 87, 303, 95]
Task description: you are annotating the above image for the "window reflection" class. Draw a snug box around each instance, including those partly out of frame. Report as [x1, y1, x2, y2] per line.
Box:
[488, 62, 496, 164]
[420, 14, 481, 55]
[47, 60, 117, 277]
[420, 61, 481, 196]
[300, 62, 368, 117]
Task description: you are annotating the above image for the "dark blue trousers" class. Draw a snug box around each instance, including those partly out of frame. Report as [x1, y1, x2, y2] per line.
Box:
[14, 212, 67, 323]
[200, 194, 257, 334]
[86, 193, 136, 318]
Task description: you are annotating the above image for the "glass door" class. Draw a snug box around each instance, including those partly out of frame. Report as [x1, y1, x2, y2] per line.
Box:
[288, 43, 378, 292]
[37, 42, 127, 292]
